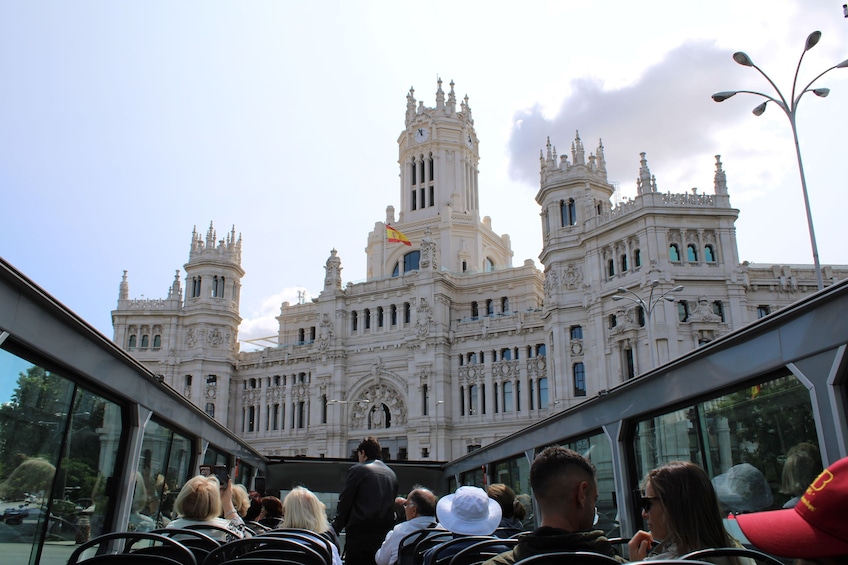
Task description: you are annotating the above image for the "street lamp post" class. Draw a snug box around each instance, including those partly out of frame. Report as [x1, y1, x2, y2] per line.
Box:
[712, 30, 848, 291]
[612, 280, 684, 370]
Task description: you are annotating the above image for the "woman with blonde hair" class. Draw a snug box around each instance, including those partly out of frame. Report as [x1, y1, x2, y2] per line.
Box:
[232, 483, 251, 518]
[283, 486, 342, 565]
[167, 475, 248, 540]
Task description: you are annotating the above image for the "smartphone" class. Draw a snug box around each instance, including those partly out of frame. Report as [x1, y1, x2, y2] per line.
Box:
[199, 464, 230, 486]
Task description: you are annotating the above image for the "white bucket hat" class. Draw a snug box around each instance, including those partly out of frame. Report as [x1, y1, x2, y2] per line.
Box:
[436, 486, 502, 536]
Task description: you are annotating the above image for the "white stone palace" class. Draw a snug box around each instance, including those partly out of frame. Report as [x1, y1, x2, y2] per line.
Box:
[112, 80, 846, 461]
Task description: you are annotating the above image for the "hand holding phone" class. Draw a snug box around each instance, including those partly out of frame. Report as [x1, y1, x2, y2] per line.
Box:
[199, 465, 230, 487]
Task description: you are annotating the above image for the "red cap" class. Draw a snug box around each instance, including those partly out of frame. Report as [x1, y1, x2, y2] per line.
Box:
[735, 456, 848, 558]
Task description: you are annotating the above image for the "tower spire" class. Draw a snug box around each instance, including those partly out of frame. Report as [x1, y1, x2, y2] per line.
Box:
[119, 270, 129, 301]
[435, 77, 445, 110]
[637, 152, 656, 195]
[572, 131, 585, 165]
[714, 155, 728, 195]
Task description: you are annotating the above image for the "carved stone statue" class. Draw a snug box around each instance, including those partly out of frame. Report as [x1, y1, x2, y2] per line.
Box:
[318, 313, 334, 351]
[323, 249, 342, 290]
[416, 298, 432, 337]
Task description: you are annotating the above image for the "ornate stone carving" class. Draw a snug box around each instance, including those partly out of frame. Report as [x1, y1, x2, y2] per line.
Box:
[690, 296, 721, 322]
[318, 313, 334, 351]
[350, 384, 407, 429]
[563, 264, 583, 290]
[416, 298, 432, 337]
[186, 327, 196, 348]
[420, 228, 438, 270]
[207, 328, 223, 347]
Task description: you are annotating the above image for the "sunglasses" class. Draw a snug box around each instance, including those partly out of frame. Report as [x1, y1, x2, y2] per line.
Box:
[640, 496, 659, 512]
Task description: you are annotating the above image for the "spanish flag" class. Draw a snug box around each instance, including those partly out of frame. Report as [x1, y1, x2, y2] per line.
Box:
[386, 225, 412, 246]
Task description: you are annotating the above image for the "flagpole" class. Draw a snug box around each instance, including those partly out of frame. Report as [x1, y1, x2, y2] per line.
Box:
[382, 223, 387, 278]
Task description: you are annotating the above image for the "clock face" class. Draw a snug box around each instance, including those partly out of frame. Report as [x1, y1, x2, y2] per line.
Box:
[414, 127, 429, 142]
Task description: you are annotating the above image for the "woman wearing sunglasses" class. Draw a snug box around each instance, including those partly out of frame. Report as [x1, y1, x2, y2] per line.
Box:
[628, 461, 742, 561]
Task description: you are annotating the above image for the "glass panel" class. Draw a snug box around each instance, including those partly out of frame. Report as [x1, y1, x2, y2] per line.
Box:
[134, 420, 193, 530]
[493, 455, 533, 528]
[561, 434, 618, 536]
[633, 373, 820, 515]
[0, 347, 123, 564]
[538, 378, 549, 409]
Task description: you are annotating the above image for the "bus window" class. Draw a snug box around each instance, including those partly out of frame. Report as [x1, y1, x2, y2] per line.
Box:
[633, 373, 820, 514]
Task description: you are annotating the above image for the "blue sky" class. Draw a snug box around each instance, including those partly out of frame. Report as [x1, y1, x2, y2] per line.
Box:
[1, 1, 847, 361]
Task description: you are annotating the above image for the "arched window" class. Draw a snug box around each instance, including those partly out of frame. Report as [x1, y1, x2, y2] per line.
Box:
[669, 244, 680, 262]
[713, 301, 725, 322]
[153, 335, 161, 349]
[298, 328, 305, 343]
[364, 308, 371, 329]
[705, 245, 716, 263]
[537, 344, 546, 357]
[485, 258, 494, 272]
[212, 276, 219, 298]
[390, 304, 397, 325]
[128, 335, 137, 349]
[471, 301, 479, 319]
[141, 335, 149, 349]
[609, 313, 617, 329]
[205, 403, 215, 417]
[500, 348, 512, 361]
[570, 325, 583, 340]
[502, 381, 514, 412]
[538, 377, 549, 408]
[411, 161, 416, 185]
[352, 311, 359, 331]
[608, 259, 615, 278]
[486, 299, 494, 316]
[561, 198, 576, 226]
[634, 249, 642, 267]
[403, 250, 420, 273]
[637, 306, 645, 327]
[621, 254, 628, 272]
[501, 296, 509, 313]
[404, 302, 411, 323]
[678, 301, 690, 322]
[573, 363, 586, 396]
[468, 384, 477, 415]
[377, 307, 384, 327]
[687, 244, 698, 262]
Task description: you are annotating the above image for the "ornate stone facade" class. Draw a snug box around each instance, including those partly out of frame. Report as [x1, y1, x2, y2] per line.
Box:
[112, 81, 847, 461]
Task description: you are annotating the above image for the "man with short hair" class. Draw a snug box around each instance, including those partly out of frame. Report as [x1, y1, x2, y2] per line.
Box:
[484, 446, 622, 565]
[333, 437, 399, 565]
[375, 486, 439, 565]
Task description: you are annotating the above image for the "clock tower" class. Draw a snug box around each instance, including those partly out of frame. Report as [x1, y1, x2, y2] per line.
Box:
[366, 79, 513, 278]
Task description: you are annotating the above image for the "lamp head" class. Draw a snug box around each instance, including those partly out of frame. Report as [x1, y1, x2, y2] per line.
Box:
[732, 52, 754, 67]
[616, 287, 628, 294]
[804, 31, 822, 52]
[712, 91, 738, 102]
[752, 101, 768, 116]
[612, 295, 625, 301]
[837, 59, 848, 69]
[812, 88, 830, 98]
[671, 285, 684, 292]
[663, 296, 676, 302]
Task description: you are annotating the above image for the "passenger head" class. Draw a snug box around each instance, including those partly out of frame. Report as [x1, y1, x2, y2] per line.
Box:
[283, 486, 330, 533]
[174, 475, 222, 521]
[357, 437, 382, 461]
[642, 461, 730, 554]
[780, 442, 822, 498]
[736, 456, 848, 561]
[261, 496, 283, 518]
[530, 446, 597, 531]
[487, 483, 526, 521]
[232, 483, 250, 517]
[405, 486, 437, 518]
[436, 486, 501, 536]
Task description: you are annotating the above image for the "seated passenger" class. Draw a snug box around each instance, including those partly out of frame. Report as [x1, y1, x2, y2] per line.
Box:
[629, 461, 743, 561]
[282, 486, 343, 565]
[487, 483, 527, 535]
[423, 485, 505, 565]
[779, 442, 822, 509]
[735, 456, 848, 563]
[484, 447, 622, 565]
[375, 486, 440, 565]
[167, 475, 248, 540]
[258, 495, 284, 529]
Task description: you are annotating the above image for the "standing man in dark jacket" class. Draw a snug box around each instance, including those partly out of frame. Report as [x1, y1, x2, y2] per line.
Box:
[333, 437, 398, 565]
[483, 446, 623, 565]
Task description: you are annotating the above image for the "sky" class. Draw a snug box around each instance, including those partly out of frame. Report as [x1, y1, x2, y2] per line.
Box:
[2, 1, 847, 355]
